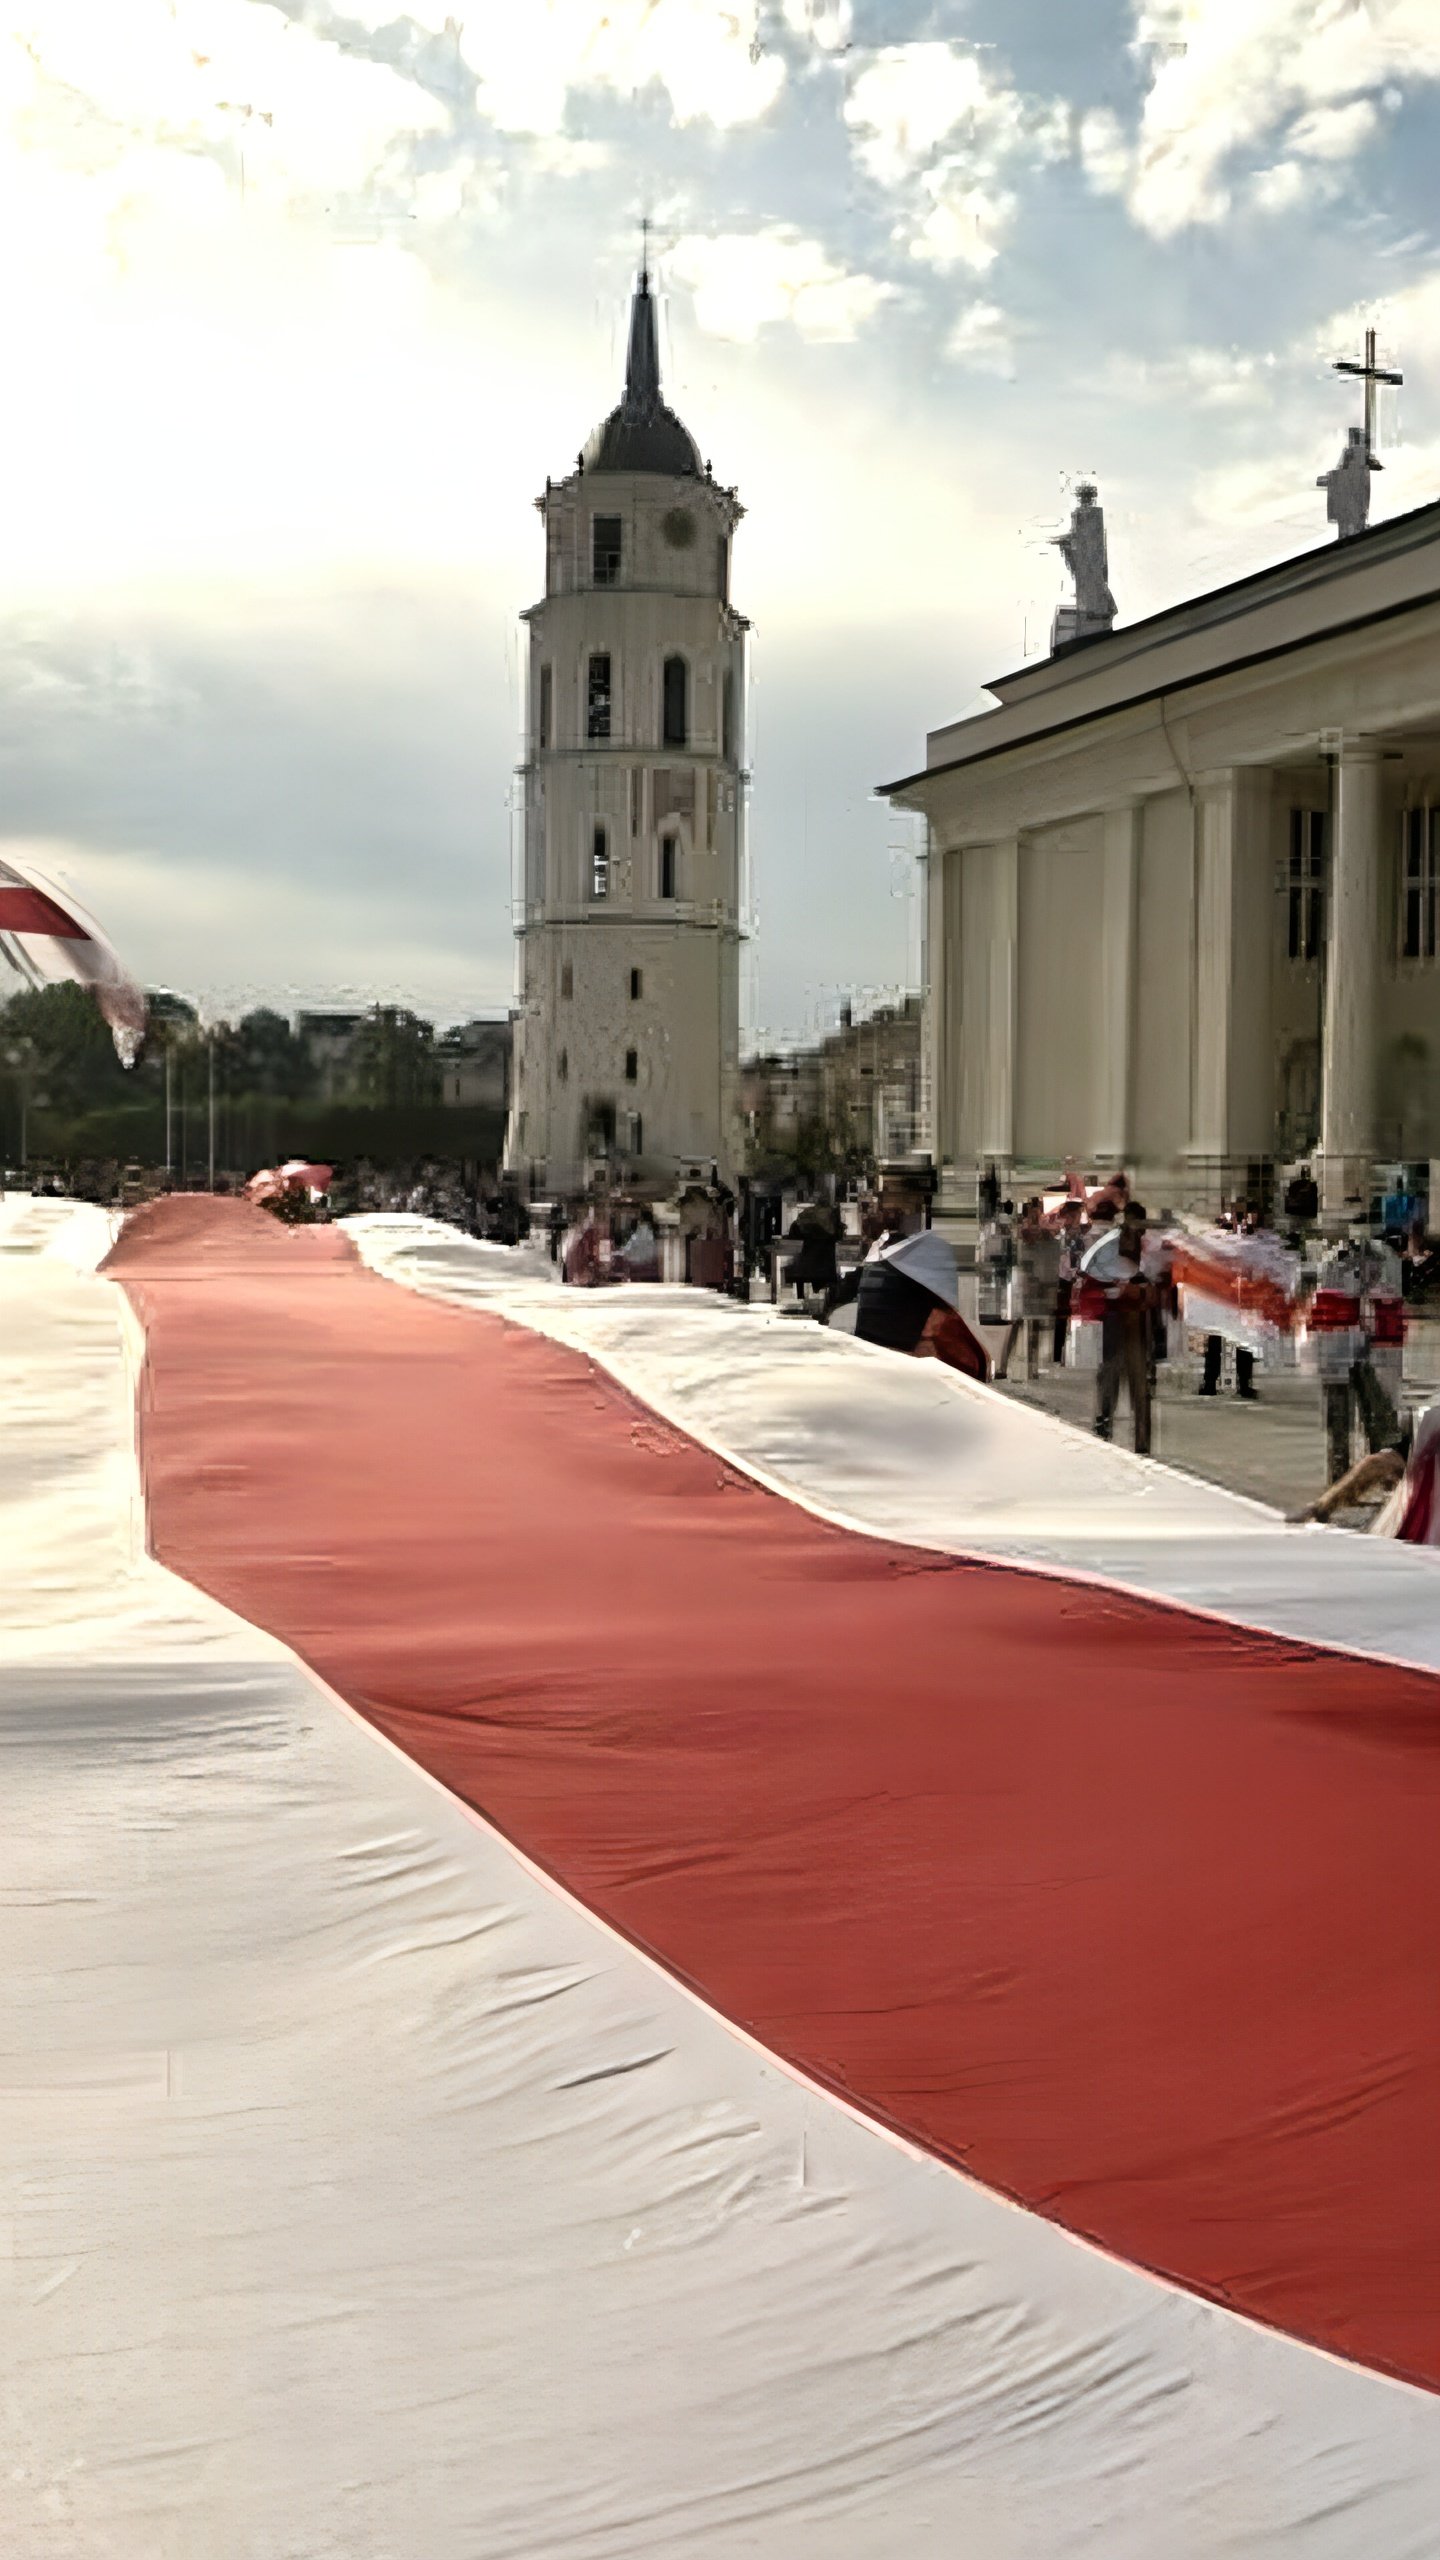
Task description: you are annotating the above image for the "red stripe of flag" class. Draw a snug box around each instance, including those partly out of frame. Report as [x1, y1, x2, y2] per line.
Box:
[0, 885, 88, 939]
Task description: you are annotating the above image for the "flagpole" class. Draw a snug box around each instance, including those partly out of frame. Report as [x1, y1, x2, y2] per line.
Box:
[165, 1044, 173, 1176]
[207, 1027, 216, 1193]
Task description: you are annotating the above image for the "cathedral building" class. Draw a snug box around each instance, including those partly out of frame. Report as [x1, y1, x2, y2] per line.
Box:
[504, 266, 747, 1195]
[882, 492, 1440, 1218]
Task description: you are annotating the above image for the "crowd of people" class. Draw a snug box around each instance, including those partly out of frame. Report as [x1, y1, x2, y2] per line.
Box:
[15, 1142, 1440, 1526]
[970, 1161, 1439, 1492]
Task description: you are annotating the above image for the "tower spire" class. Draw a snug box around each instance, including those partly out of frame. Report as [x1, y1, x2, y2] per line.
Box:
[623, 246, 661, 414]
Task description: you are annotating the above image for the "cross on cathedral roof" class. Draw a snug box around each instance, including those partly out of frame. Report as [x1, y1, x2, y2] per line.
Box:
[1319, 325, 1403, 541]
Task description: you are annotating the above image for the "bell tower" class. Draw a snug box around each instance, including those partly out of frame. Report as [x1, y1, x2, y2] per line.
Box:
[504, 261, 746, 1196]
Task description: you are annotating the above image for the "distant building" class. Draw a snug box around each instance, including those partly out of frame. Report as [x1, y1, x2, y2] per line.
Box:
[436, 1018, 512, 1111]
[505, 260, 747, 1195]
[742, 996, 922, 1171]
[740, 1049, 821, 1151]
[820, 997, 923, 1165]
[295, 1011, 366, 1103]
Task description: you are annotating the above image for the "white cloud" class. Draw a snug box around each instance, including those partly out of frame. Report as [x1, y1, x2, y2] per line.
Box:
[668, 227, 891, 343]
[946, 301, 1014, 376]
[1287, 96, 1378, 158]
[1248, 159, 1310, 213]
[336, 0, 785, 135]
[843, 40, 1067, 278]
[1101, 341, 1280, 408]
[909, 169, 1015, 275]
[7, 0, 446, 202]
[1077, 107, 1133, 196]
[1127, 0, 1438, 237]
[780, 0, 853, 52]
[844, 43, 1008, 187]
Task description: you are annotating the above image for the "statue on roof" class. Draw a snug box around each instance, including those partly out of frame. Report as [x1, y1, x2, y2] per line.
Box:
[1051, 482, 1117, 651]
[1317, 426, 1375, 542]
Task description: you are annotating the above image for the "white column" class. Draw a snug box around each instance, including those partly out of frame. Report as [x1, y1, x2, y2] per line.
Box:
[1094, 803, 1139, 1165]
[1187, 767, 1274, 1191]
[1320, 743, 1383, 1216]
[921, 836, 948, 1166]
[981, 836, 1019, 1167]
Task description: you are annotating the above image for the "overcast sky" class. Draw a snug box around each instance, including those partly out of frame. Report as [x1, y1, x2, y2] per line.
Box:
[2, 0, 1439, 1046]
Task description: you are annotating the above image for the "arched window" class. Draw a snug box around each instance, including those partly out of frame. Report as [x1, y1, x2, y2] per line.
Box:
[591, 825, 610, 899]
[659, 836, 677, 901]
[721, 669, 736, 764]
[537, 664, 552, 750]
[629, 967, 642, 1000]
[662, 655, 688, 748]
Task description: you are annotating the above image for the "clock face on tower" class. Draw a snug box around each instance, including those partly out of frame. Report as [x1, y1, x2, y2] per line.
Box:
[661, 506, 696, 550]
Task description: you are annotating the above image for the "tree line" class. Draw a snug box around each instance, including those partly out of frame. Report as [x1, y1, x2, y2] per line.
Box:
[0, 988, 498, 1172]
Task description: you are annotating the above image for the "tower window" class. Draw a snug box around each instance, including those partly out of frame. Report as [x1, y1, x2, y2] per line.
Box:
[662, 655, 688, 748]
[1287, 809, 1325, 961]
[561, 960, 573, 999]
[557, 1047, 568, 1082]
[587, 653, 612, 741]
[630, 967, 642, 1000]
[591, 825, 610, 899]
[628, 1112, 643, 1158]
[716, 535, 729, 602]
[721, 669, 736, 764]
[592, 515, 623, 587]
[1401, 807, 1439, 961]
[659, 836, 677, 901]
[625, 1048, 638, 1083]
[537, 663, 552, 750]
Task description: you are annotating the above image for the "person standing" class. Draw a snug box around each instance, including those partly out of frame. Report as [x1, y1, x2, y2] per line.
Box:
[784, 1197, 842, 1315]
[1051, 1198, 1084, 1365]
[1093, 1204, 1153, 1454]
[1283, 1163, 1319, 1244]
[995, 1198, 1060, 1382]
[615, 1209, 661, 1281]
[1200, 1201, 1258, 1401]
[1308, 1213, 1403, 1484]
[976, 1196, 1016, 1329]
[564, 1204, 607, 1288]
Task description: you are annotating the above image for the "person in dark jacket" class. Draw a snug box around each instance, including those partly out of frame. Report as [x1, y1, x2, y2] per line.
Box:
[850, 1231, 990, 1383]
[784, 1199, 842, 1312]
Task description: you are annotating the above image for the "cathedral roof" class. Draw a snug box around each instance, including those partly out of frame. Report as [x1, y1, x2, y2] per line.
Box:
[580, 269, 703, 480]
[879, 490, 1440, 801]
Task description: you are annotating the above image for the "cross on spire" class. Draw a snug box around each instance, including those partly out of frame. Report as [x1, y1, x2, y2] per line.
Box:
[639, 212, 652, 287]
[1333, 325, 1402, 466]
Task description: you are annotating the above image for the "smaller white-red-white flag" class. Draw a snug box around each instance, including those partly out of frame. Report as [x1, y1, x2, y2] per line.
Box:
[0, 853, 148, 1065]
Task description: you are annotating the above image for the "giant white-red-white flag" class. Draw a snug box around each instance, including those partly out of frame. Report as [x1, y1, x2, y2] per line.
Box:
[0, 850, 147, 1063]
